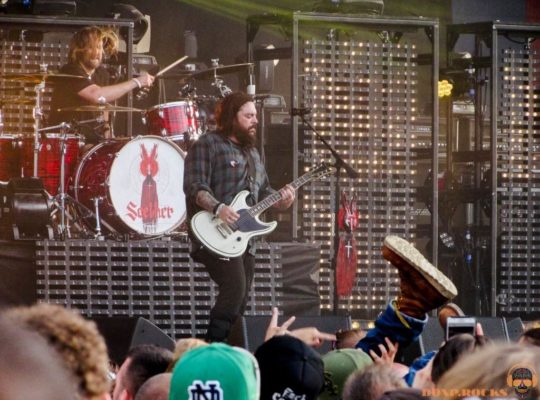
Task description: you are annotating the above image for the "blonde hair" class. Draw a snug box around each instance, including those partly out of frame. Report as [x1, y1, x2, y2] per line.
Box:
[435, 342, 540, 400]
[166, 338, 208, 372]
[5, 303, 111, 399]
[69, 26, 119, 63]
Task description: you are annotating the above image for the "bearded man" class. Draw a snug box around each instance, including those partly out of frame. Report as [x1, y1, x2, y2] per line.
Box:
[48, 26, 154, 143]
[183, 91, 295, 342]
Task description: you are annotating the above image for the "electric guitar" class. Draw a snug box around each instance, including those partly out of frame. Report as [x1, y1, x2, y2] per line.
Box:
[190, 163, 333, 258]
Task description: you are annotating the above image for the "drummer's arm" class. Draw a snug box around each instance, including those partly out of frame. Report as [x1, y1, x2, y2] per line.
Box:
[77, 72, 154, 104]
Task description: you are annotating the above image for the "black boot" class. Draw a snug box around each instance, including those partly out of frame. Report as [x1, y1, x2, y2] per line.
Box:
[205, 318, 232, 343]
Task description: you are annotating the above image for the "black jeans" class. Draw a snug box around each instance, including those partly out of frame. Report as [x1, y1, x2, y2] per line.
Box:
[192, 247, 255, 342]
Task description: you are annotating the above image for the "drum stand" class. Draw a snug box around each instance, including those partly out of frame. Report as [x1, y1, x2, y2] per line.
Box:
[54, 132, 111, 240]
[32, 81, 45, 177]
[58, 125, 70, 238]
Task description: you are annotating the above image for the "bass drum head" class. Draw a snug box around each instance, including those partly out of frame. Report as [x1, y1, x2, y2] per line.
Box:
[108, 136, 186, 236]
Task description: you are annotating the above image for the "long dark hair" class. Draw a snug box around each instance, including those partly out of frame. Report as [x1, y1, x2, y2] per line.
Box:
[215, 91, 253, 137]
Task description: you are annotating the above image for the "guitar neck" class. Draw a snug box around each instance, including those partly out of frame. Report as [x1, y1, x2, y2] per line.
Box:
[248, 172, 317, 216]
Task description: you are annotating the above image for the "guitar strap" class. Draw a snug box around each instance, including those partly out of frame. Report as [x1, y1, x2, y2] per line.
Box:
[244, 148, 257, 201]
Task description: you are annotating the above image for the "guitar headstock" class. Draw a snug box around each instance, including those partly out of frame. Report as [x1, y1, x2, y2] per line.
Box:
[307, 162, 335, 181]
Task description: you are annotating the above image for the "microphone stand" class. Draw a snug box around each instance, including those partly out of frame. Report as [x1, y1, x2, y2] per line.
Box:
[296, 113, 359, 315]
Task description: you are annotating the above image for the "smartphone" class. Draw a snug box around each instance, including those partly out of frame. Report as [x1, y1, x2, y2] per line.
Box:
[446, 316, 476, 340]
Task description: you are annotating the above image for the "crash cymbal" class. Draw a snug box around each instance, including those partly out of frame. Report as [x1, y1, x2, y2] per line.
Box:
[191, 63, 253, 80]
[1, 72, 88, 83]
[57, 104, 143, 113]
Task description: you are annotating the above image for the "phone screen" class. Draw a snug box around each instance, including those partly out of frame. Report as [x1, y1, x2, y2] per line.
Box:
[446, 317, 476, 340]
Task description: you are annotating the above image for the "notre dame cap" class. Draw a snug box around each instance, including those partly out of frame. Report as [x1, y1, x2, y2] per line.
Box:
[169, 343, 260, 400]
[255, 335, 325, 400]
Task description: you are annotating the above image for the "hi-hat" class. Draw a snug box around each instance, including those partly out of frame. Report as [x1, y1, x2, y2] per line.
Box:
[58, 104, 143, 112]
[1, 72, 88, 83]
[191, 63, 253, 80]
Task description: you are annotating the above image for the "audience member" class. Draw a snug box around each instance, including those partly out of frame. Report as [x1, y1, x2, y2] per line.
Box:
[167, 337, 208, 372]
[437, 302, 465, 331]
[320, 348, 373, 400]
[355, 236, 457, 358]
[0, 315, 75, 400]
[378, 388, 427, 400]
[169, 343, 260, 400]
[133, 373, 171, 400]
[430, 333, 490, 384]
[342, 364, 407, 400]
[255, 334, 325, 400]
[519, 327, 540, 347]
[264, 306, 337, 348]
[112, 344, 173, 400]
[5, 303, 111, 400]
[436, 343, 540, 400]
[334, 328, 367, 349]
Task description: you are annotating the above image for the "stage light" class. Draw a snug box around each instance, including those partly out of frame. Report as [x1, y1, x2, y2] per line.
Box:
[111, 3, 151, 53]
[111, 3, 147, 43]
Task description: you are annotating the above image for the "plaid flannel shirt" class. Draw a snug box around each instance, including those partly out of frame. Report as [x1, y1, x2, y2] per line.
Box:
[183, 132, 276, 252]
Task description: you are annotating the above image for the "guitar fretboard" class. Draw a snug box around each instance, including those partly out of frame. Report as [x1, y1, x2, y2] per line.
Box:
[247, 168, 325, 217]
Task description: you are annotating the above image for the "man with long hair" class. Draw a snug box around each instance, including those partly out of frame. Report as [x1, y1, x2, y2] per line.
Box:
[48, 26, 154, 143]
[183, 91, 295, 342]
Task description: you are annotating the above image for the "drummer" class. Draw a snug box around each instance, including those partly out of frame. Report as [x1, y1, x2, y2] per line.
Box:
[48, 26, 154, 144]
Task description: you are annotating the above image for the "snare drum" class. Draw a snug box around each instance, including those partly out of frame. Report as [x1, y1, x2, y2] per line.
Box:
[72, 135, 186, 236]
[146, 100, 200, 150]
[21, 133, 84, 196]
[0, 134, 21, 182]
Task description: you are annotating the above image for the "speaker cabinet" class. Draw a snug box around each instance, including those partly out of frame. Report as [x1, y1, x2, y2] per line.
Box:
[506, 317, 524, 342]
[91, 316, 175, 365]
[396, 316, 510, 365]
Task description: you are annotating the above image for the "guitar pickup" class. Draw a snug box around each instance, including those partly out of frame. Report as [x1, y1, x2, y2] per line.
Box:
[216, 223, 234, 238]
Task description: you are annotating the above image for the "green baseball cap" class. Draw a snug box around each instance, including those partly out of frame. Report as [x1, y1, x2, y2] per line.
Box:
[169, 342, 260, 400]
[319, 348, 373, 400]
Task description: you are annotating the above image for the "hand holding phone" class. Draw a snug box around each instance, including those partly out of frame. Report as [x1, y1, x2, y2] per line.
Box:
[446, 316, 476, 340]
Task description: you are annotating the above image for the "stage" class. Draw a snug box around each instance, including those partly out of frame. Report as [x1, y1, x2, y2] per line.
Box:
[0, 238, 321, 338]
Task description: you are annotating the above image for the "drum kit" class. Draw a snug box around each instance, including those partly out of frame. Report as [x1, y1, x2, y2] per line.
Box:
[0, 60, 252, 240]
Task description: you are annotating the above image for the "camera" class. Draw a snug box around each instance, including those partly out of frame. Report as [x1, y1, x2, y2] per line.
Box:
[446, 316, 476, 340]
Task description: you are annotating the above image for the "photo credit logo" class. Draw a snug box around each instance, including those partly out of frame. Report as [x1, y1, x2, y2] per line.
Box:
[422, 388, 509, 397]
[506, 364, 538, 400]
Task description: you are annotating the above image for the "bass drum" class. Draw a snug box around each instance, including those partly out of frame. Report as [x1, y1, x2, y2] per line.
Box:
[72, 136, 186, 236]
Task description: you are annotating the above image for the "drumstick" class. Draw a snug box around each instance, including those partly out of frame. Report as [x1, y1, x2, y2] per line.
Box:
[134, 55, 188, 101]
[156, 55, 188, 77]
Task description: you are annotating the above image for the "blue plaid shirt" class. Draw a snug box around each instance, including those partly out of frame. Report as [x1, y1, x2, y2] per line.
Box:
[184, 131, 275, 225]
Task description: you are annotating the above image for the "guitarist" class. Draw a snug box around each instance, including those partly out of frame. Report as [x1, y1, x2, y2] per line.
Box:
[183, 91, 295, 342]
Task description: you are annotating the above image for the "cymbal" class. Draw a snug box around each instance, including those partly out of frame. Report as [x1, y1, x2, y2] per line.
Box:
[157, 73, 193, 80]
[0, 96, 34, 105]
[1, 72, 88, 83]
[191, 63, 253, 80]
[57, 104, 143, 113]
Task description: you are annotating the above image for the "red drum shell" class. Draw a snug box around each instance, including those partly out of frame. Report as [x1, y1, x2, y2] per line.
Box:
[0, 134, 21, 182]
[145, 101, 200, 150]
[21, 133, 83, 195]
[72, 136, 186, 236]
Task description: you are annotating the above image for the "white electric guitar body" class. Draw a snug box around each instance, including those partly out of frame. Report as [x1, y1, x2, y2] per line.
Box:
[190, 163, 332, 258]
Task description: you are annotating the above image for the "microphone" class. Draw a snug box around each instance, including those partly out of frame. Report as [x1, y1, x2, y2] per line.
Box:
[247, 64, 256, 96]
[291, 107, 312, 116]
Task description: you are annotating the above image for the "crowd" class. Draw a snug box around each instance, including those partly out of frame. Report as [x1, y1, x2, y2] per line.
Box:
[1, 235, 539, 400]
